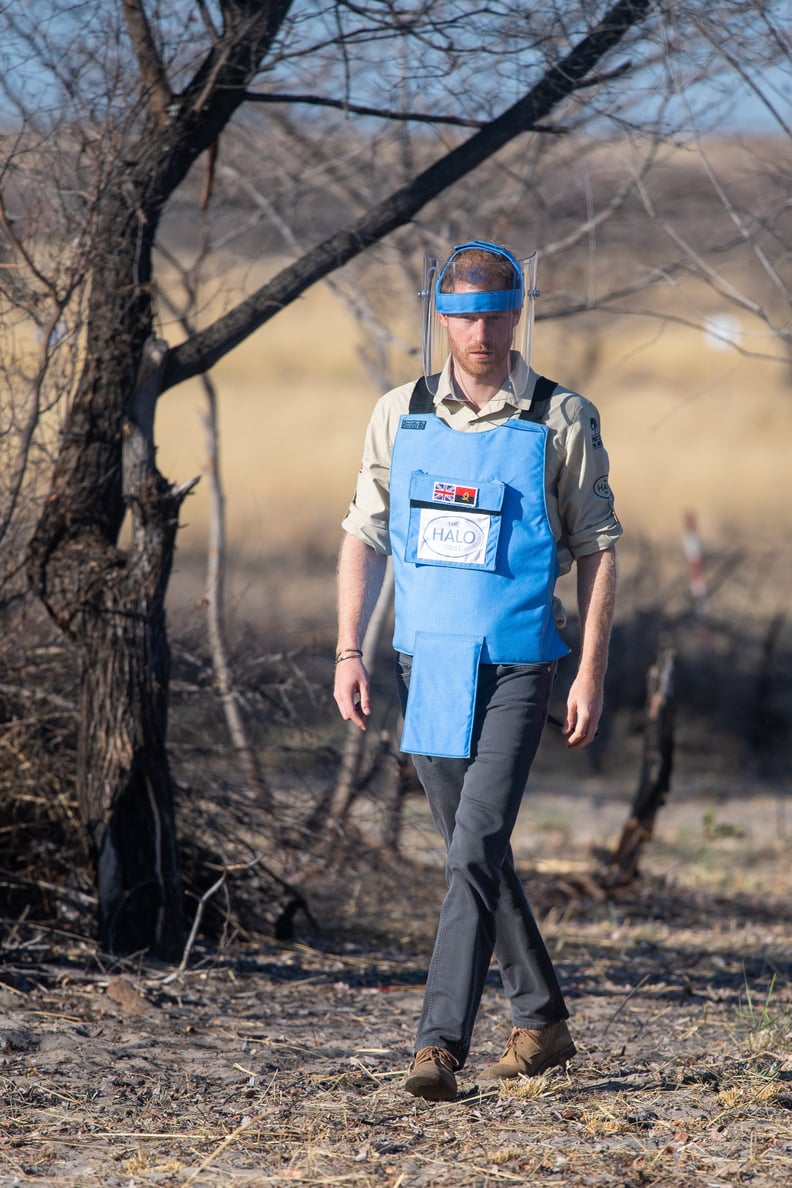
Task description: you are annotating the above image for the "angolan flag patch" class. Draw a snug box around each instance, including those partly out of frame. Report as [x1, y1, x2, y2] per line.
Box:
[432, 482, 478, 506]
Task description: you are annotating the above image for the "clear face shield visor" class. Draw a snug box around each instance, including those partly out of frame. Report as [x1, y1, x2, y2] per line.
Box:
[421, 242, 538, 398]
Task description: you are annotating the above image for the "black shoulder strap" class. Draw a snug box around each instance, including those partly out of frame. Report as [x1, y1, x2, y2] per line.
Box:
[411, 374, 557, 418]
[409, 376, 437, 414]
[520, 375, 557, 423]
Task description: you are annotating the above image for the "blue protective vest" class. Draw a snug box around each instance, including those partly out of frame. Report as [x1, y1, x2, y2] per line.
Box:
[390, 406, 568, 758]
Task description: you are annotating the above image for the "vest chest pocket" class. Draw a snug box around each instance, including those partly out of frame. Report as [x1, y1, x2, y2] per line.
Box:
[404, 471, 505, 571]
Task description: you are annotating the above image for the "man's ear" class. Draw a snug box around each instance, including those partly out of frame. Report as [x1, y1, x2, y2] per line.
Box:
[439, 314, 449, 327]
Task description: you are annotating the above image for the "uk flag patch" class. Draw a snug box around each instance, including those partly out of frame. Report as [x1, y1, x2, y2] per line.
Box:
[432, 482, 478, 506]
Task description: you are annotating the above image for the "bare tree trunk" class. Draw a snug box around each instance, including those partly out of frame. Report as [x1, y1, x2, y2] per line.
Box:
[381, 751, 418, 853]
[750, 612, 785, 756]
[23, 2, 294, 952]
[90, 340, 197, 954]
[600, 647, 676, 886]
[29, 337, 194, 956]
[201, 356, 272, 809]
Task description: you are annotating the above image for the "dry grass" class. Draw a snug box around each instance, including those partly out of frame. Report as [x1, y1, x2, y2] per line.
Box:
[1, 809, 790, 1187]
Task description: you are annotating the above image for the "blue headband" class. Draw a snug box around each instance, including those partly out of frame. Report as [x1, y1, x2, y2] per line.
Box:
[435, 240, 524, 314]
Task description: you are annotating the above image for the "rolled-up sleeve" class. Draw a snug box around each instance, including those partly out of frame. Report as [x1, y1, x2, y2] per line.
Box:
[340, 382, 413, 555]
[551, 391, 622, 565]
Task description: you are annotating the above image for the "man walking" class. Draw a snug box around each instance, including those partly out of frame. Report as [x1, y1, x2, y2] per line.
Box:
[334, 241, 620, 1100]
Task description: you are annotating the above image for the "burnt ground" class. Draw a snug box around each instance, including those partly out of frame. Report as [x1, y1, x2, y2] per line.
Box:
[2, 532, 791, 1186]
[1, 776, 791, 1188]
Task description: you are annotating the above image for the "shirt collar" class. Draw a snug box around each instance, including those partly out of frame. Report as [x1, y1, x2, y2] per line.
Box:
[434, 353, 538, 414]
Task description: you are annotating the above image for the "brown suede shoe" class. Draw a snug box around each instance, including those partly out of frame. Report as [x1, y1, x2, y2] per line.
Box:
[481, 1021, 576, 1080]
[404, 1046, 459, 1101]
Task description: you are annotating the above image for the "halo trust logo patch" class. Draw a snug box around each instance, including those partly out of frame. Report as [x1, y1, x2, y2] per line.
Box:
[593, 476, 612, 500]
[419, 513, 487, 564]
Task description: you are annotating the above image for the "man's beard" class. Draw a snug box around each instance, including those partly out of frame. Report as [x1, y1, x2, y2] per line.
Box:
[455, 346, 508, 381]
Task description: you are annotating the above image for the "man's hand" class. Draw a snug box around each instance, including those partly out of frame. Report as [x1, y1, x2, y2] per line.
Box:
[563, 670, 603, 749]
[333, 535, 387, 731]
[565, 546, 616, 749]
[334, 656, 371, 731]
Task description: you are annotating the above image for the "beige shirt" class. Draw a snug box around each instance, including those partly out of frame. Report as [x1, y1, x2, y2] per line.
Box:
[342, 356, 622, 611]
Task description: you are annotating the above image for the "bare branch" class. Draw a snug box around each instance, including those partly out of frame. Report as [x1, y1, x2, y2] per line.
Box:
[199, 141, 218, 211]
[542, 135, 663, 261]
[633, 171, 775, 325]
[122, 0, 173, 125]
[243, 90, 488, 128]
[693, 137, 792, 310]
[699, 20, 792, 139]
[216, 158, 418, 367]
[155, 855, 268, 986]
[156, 242, 272, 809]
[0, 189, 60, 307]
[0, 306, 64, 550]
[164, 0, 653, 388]
[184, 1, 293, 121]
[195, 0, 221, 45]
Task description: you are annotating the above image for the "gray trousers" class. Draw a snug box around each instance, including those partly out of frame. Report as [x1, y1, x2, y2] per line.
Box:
[396, 655, 569, 1067]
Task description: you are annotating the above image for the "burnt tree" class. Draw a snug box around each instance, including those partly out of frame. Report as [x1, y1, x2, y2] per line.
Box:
[601, 647, 677, 886]
[26, 0, 295, 955]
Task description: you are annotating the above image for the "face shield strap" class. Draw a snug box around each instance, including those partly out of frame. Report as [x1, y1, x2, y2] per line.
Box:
[436, 289, 523, 315]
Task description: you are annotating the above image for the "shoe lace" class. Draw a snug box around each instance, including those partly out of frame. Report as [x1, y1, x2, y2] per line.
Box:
[501, 1031, 520, 1059]
[501, 1029, 521, 1059]
[417, 1046, 457, 1072]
